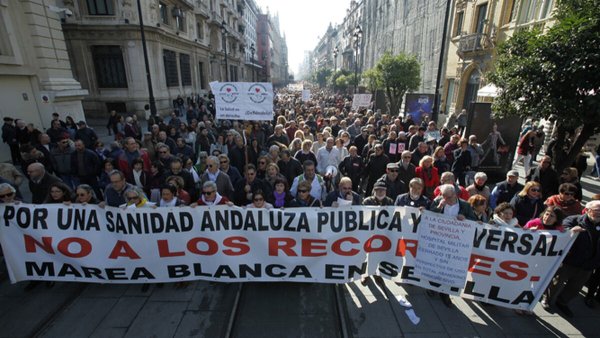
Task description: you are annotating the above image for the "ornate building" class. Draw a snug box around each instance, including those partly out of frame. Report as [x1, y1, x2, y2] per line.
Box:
[441, 0, 556, 116]
[0, 0, 87, 162]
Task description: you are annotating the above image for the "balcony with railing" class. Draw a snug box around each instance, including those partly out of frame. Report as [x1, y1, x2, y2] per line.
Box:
[195, 0, 210, 18]
[457, 32, 492, 58]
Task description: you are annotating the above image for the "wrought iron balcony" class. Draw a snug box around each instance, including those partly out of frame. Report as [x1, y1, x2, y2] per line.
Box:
[457, 32, 491, 56]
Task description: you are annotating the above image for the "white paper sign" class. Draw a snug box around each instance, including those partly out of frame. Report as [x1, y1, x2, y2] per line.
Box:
[351, 94, 372, 109]
[415, 212, 477, 288]
[209, 82, 274, 121]
[301, 90, 311, 102]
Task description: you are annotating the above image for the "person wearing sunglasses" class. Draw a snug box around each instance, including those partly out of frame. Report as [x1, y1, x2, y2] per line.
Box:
[0, 183, 19, 204]
[191, 181, 233, 206]
[74, 184, 99, 205]
[510, 181, 544, 226]
[246, 190, 273, 209]
[290, 180, 322, 208]
[544, 183, 583, 217]
[120, 187, 155, 209]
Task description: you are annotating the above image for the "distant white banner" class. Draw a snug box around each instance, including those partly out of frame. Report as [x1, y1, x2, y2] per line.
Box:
[351, 94, 372, 109]
[209, 82, 274, 121]
[287, 83, 304, 91]
[301, 90, 311, 102]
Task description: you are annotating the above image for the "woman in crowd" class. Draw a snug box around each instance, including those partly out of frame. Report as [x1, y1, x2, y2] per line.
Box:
[210, 134, 228, 156]
[246, 138, 261, 166]
[126, 158, 149, 190]
[247, 189, 273, 209]
[0, 183, 19, 204]
[559, 167, 583, 201]
[290, 180, 322, 207]
[165, 176, 191, 205]
[295, 140, 317, 167]
[64, 116, 77, 138]
[121, 187, 155, 209]
[311, 132, 326, 154]
[510, 181, 544, 226]
[195, 127, 211, 154]
[394, 178, 430, 210]
[98, 158, 116, 190]
[544, 183, 583, 217]
[268, 177, 294, 208]
[433, 145, 450, 174]
[469, 194, 492, 223]
[523, 206, 565, 232]
[74, 184, 99, 204]
[256, 155, 271, 180]
[157, 183, 185, 207]
[289, 138, 303, 156]
[415, 156, 439, 199]
[466, 172, 491, 200]
[44, 182, 73, 204]
[264, 163, 286, 189]
[490, 202, 520, 228]
[183, 156, 201, 187]
[335, 137, 349, 163]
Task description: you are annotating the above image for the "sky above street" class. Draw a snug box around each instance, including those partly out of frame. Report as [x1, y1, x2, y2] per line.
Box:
[257, 0, 351, 76]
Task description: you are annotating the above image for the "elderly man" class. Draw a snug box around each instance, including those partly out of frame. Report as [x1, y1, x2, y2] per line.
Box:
[71, 139, 102, 198]
[363, 181, 394, 206]
[166, 157, 197, 200]
[489, 170, 523, 209]
[200, 156, 234, 199]
[50, 136, 74, 188]
[278, 149, 303, 184]
[316, 137, 341, 176]
[339, 145, 364, 193]
[543, 201, 599, 317]
[466, 172, 490, 200]
[27, 162, 61, 204]
[218, 154, 242, 187]
[103, 170, 134, 207]
[433, 172, 470, 201]
[234, 164, 271, 206]
[374, 162, 407, 200]
[117, 137, 151, 179]
[323, 177, 362, 207]
[364, 143, 389, 196]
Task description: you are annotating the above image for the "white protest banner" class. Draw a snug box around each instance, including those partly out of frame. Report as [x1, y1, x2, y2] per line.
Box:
[415, 212, 477, 288]
[209, 82, 274, 121]
[301, 90, 311, 102]
[351, 94, 372, 109]
[0, 204, 576, 311]
[287, 83, 304, 91]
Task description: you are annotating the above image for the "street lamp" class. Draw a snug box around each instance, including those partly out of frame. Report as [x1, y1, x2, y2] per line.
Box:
[220, 20, 229, 82]
[250, 43, 256, 82]
[333, 46, 339, 72]
[136, 0, 157, 117]
[353, 25, 363, 95]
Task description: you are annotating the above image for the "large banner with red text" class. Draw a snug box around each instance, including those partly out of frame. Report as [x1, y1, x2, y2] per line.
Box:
[0, 204, 576, 311]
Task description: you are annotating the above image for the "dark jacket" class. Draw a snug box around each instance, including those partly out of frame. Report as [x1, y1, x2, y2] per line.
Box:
[363, 195, 395, 206]
[510, 194, 544, 226]
[339, 154, 364, 183]
[429, 196, 477, 221]
[527, 166, 559, 200]
[397, 162, 416, 187]
[75, 127, 98, 149]
[278, 158, 304, 185]
[70, 149, 101, 177]
[452, 148, 472, 175]
[233, 178, 271, 206]
[29, 173, 62, 204]
[563, 214, 600, 270]
[489, 181, 524, 209]
[395, 193, 430, 209]
[375, 174, 407, 200]
[323, 190, 362, 207]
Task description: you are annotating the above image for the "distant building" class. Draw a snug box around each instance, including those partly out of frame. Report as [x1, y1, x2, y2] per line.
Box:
[0, 0, 87, 162]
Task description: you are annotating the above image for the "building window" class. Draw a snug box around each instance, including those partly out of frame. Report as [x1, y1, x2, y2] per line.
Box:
[454, 11, 464, 36]
[539, 0, 554, 19]
[199, 62, 205, 89]
[176, 13, 185, 31]
[163, 49, 179, 87]
[197, 21, 204, 40]
[91, 46, 127, 88]
[87, 0, 115, 15]
[180, 54, 191, 86]
[475, 3, 488, 34]
[159, 2, 169, 25]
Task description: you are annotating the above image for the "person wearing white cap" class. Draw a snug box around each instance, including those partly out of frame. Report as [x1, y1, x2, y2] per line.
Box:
[489, 170, 523, 209]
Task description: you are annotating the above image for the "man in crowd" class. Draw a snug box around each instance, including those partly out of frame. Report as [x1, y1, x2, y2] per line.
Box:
[338, 145, 364, 193]
[489, 170, 523, 209]
[324, 177, 362, 206]
[200, 156, 234, 200]
[27, 162, 61, 204]
[375, 162, 407, 200]
[290, 160, 325, 201]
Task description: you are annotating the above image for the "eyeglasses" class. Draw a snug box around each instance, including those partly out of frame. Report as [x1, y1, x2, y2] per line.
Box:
[253, 197, 264, 202]
[127, 196, 140, 200]
[298, 189, 309, 193]
[158, 151, 167, 154]
[77, 193, 88, 197]
[220, 160, 228, 164]
[0, 192, 14, 198]
[259, 161, 266, 165]
[562, 192, 575, 196]
[530, 188, 541, 192]
[389, 169, 399, 172]
[202, 191, 215, 195]
[208, 164, 215, 168]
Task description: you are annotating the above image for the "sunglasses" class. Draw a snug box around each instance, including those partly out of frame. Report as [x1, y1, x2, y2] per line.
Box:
[562, 192, 575, 196]
[530, 188, 541, 192]
[298, 189, 309, 193]
[259, 161, 266, 164]
[0, 192, 14, 198]
[388, 169, 399, 172]
[220, 160, 228, 164]
[202, 191, 215, 195]
[127, 196, 140, 200]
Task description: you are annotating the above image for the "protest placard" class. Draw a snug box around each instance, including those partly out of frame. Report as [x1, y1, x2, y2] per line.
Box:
[209, 82, 274, 121]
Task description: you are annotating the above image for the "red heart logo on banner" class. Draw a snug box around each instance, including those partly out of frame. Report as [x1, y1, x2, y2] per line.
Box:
[226, 88, 232, 93]
[255, 88, 260, 93]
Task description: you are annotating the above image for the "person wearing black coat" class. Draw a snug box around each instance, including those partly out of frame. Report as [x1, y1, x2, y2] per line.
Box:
[338, 146, 364, 193]
[74, 122, 99, 149]
[233, 164, 272, 206]
[277, 150, 303, 185]
[363, 144, 389, 197]
[452, 140, 472, 186]
[71, 140, 102, 198]
[27, 162, 62, 204]
[509, 182, 544, 226]
[374, 163, 407, 200]
[526, 156, 559, 201]
[543, 202, 599, 317]
[2, 117, 20, 164]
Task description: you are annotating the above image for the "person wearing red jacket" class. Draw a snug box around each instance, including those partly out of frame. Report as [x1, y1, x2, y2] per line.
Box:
[415, 155, 439, 199]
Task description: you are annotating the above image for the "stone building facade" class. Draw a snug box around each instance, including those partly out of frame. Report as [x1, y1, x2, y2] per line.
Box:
[441, 0, 556, 116]
[0, 0, 87, 162]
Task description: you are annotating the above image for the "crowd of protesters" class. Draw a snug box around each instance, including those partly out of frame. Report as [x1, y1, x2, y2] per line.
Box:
[1, 88, 600, 318]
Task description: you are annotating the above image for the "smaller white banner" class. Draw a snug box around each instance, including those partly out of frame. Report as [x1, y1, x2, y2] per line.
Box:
[209, 82, 274, 121]
[351, 94, 372, 109]
[301, 90, 311, 102]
